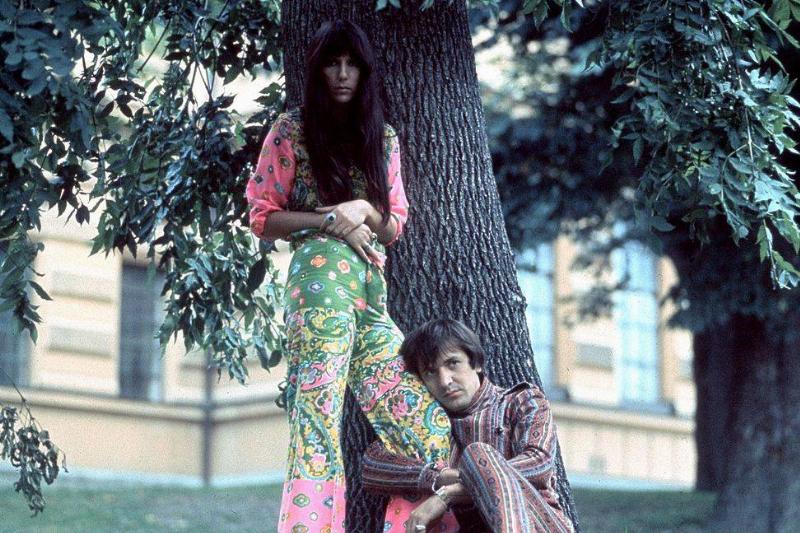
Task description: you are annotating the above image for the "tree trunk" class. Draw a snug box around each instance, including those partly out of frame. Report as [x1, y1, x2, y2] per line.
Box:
[692, 326, 736, 491]
[669, 227, 800, 531]
[282, 2, 580, 531]
[693, 315, 800, 532]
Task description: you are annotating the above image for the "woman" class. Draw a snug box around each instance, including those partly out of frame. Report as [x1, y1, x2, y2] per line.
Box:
[246, 20, 456, 533]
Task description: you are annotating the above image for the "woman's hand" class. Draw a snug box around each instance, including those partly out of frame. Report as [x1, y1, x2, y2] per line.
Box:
[343, 224, 385, 269]
[404, 495, 448, 533]
[316, 200, 371, 237]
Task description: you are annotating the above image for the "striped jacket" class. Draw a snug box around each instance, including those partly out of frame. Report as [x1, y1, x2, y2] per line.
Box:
[362, 379, 569, 531]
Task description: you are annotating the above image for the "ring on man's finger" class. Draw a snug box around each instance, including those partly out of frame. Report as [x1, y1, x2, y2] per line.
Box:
[325, 212, 337, 223]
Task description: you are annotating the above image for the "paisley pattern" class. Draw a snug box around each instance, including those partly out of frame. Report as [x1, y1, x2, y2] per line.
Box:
[277, 234, 453, 533]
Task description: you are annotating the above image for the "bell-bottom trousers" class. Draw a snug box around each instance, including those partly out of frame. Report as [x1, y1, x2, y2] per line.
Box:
[277, 234, 456, 533]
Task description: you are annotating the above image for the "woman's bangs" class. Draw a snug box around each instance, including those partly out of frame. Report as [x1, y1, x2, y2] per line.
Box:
[320, 30, 368, 69]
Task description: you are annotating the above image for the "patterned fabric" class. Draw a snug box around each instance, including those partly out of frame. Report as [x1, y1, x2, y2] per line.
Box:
[460, 443, 572, 533]
[246, 108, 409, 246]
[247, 112, 450, 532]
[363, 379, 574, 533]
[277, 234, 454, 533]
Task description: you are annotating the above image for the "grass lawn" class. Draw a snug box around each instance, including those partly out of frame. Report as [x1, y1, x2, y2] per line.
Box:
[0, 481, 715, 532]
[573, 489, 716, 532]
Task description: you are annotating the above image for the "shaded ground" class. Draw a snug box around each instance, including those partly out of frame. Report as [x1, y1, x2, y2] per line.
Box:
[0, 480, 715, 532]
[574, 489, 717, 532]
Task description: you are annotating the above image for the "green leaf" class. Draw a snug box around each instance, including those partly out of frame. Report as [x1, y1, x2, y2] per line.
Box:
[97, 101, 114, 118]
[650, 216, 675, 232]
[737, 225, 749, 239]
[560, 0, 573, 31]
[75, 205, 90, 224]
[0, 107, 12, 141]
[757, 223, 773, 261]
[632, 137, 643, 163]
[28, 280, 52, 301]
[268, 349, 282, 367]
[12, 150, 25, 168]
[246, 258, 267, 292]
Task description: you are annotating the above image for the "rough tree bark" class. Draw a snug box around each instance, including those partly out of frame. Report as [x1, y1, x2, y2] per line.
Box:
[668, 227, 800, 531]
[282, 2, 580, 532]
[695, 315, 800, 532]
[692, 327, 736, 492]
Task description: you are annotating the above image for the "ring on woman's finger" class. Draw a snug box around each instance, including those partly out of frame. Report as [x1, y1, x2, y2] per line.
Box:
[370, 232, 378, 242]
[325, 212, 337, 223]
[414, 526, 426, 532]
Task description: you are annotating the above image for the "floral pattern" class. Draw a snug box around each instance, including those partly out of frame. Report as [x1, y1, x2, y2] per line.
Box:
[275, 235, 452, 533]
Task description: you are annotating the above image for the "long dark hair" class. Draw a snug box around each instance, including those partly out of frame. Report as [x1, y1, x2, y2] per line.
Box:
[303, 20, 390, 221]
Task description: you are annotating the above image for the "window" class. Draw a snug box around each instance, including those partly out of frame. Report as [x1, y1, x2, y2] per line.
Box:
[119, 264, 163, 401]
[0, 249, 29, 387]
[613, 241, 660, 404]
[0, 309, 28, 387]
[517, 243, 555, 391]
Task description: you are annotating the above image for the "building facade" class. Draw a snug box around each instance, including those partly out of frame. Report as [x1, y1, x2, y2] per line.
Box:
[0, 212, 695, 488]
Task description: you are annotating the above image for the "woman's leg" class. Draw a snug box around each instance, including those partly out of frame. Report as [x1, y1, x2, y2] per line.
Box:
[278, 307, 354, 533]
[278, 236, 368, 533]
[347, 268, 458, 532]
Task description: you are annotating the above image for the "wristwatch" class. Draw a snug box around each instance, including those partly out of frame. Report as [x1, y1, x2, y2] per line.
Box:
[434, 485, 450, 509]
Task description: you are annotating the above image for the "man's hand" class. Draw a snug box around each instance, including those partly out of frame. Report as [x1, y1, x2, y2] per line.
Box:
[404, 495, 448, 533]
[436, 468, 461, 487]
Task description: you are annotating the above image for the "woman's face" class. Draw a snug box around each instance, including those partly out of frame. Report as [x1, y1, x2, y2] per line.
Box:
[322, 53, 360, 104]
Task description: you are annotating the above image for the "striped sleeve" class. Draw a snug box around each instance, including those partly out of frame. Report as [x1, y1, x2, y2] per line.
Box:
[361, 441, 440, 495]
[505, 387, 557, 487]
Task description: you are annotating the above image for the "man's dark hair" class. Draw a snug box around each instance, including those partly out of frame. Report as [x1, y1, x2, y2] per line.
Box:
[400, 318, 485, 376]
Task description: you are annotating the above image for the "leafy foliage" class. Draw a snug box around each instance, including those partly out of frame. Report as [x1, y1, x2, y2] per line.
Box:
[1, 0, 285, 377]
[84, 0, 286, 381]
[1, 0, 284, 511]
[481, 0, 800, 330]
[601, 0, 800, 289]
[0, 398, 64, 515]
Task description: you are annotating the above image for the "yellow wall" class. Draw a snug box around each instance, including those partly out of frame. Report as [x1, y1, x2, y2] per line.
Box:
[0, 210, 696, 488]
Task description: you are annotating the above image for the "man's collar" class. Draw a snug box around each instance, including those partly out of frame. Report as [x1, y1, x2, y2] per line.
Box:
[449, 376, 500, 418]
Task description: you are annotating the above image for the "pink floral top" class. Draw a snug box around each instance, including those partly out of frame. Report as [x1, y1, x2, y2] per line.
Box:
[246, 109, 409, 245]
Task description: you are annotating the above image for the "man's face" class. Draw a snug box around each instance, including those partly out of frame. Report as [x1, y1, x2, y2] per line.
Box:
[420, 348, 482, 414]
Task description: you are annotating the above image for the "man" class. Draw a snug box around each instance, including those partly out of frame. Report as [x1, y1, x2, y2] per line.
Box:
[362, 319, 574, 533]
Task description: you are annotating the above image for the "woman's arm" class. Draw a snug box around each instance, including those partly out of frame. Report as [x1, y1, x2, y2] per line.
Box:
[315, 199, 397, 244]
[260, 211, 327, 241]
[362, 201, 399, 244]
[246, 114, 299, 240]
[314, 128, 408, 245]
[383, 127, 409, 245]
